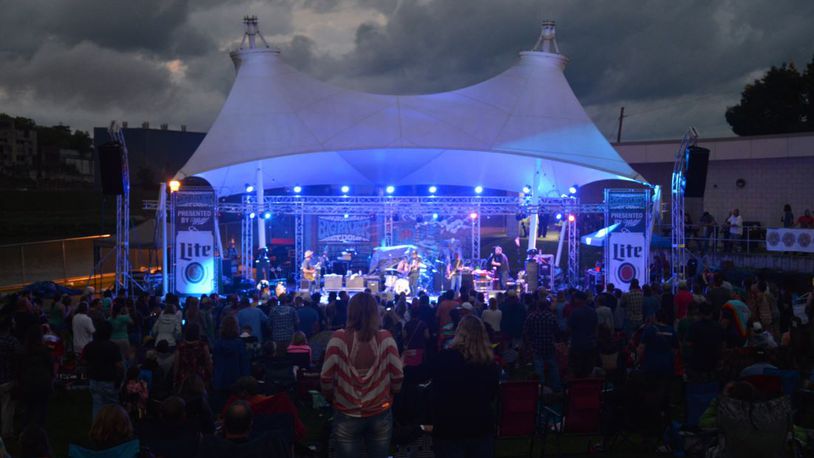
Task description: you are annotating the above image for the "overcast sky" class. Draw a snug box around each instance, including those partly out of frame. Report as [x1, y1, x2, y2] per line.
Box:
[1, 0, 812, 141]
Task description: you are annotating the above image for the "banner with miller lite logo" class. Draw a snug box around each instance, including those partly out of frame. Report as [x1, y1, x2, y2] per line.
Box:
[605, 189, 650, 292]
[607, 232, 647, 291]
[173, 190, 218, 295]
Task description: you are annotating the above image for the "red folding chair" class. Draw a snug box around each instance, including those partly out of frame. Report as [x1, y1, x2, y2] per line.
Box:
[496, 380, 541, 457]
[542, 378, 604, 456]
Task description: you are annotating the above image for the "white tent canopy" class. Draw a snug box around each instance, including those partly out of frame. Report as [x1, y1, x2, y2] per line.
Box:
[177, 20, 643, 197]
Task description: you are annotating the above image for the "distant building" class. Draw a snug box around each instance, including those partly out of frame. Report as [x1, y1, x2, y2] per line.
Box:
[0, 117, 37, 177]
[93, 124, 205, 190]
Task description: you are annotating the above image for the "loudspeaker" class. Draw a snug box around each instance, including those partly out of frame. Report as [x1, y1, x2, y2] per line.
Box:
[98, 142, 124, 195]
[684, 146, 710, 198]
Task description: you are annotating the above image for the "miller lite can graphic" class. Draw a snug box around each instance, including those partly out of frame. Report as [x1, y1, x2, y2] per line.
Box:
[607, 232, 646, 292]
[175, 230, 215, 295]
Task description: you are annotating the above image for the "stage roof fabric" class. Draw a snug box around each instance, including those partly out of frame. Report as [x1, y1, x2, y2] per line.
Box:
[177, 20, 643, 196]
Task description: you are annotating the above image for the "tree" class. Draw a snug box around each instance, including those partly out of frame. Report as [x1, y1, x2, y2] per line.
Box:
[725, 57, 814, 136]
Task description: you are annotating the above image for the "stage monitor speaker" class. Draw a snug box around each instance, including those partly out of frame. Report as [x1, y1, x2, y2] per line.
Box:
[684, 146, 710, 198]
[98, 141, 124, 195]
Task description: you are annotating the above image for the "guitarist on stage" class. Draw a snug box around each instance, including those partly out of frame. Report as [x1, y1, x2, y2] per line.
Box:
[446, 252, 463, 294]
[301, 250, 319, 293]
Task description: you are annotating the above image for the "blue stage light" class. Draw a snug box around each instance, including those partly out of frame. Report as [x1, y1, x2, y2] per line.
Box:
[263, 211, 272, 220]
[340, 185, 350, 194]
[343, 213, 349, 219]
[568, 185, 578, 195]
[432, 213, 439, 220]
[249, 212, 256, 219]
[555, 213, 562, 220]
[385, 185, 395, 194]
[474, 185, 483, 194]
[522, 185, 531, 194]
[428, 185, 437, 194]
[293, 185, 302, 193]
[245, 184, 254, 193]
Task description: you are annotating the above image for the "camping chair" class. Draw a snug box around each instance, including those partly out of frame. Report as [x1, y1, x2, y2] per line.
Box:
[287, 350, 311, 370]
[68, 439, 140, 458]
[541, 378, 604, 456]
[742, 374, 783, 400]
[495, 380, 540, 457]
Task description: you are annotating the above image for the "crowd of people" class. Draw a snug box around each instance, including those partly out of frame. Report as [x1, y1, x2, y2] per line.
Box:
[0, 268, 813, 457]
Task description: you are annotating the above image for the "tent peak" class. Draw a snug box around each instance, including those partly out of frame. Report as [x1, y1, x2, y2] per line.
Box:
[239, 15, 273, 51]
[531, 20, 560, 54]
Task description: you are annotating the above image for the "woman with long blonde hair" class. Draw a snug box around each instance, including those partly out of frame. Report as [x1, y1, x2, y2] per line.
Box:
[430, 314, 500, 457]
[320, 293, 403, 458]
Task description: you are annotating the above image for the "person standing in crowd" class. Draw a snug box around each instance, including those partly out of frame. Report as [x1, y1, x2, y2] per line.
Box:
[488, 246, 510, 290]
[750, 281, 773, 335]
[72, 302, 95, 356]
[481, 297, 502, 333]
[236, 297, 268, 342]
[109, 302, 133, 358]
[699, 211, 716, 255]
[174, 324, 212, 390]
[17, 326, 53, 431]
[430, 315, 500, 457]
[641, 284, 659, 324]
[295, 296, 320, 337]
[595, 295, 614, 332]
[720, 289, 751, 348]
[674, 281, 693, 322]
[501, 291, 526, 348]
[685, 302, 724, 381]
[320, 293, 403, 458]
[152, 304, 182, 348]
[638, 309, 677, 377]
[0, 318, 19, 440]
[798, 209, 814, 228]
[84, 321, 123, 419]
[523, 300, 561, 391]
[11, 297, 38, 343]
[269, 297, 297, 348]
[621, 279, 644, 335]
[212, 316, 250, 409]
[568, 292, 598, 378]
[707, 273, 731, 318]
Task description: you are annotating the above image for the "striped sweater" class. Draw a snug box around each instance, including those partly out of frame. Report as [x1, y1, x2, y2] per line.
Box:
[320, 329, 404, 417]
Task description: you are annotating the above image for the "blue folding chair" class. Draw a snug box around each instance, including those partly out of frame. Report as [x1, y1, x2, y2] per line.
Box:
[684, 382, 719, 430]
[68, 439, 140, 458]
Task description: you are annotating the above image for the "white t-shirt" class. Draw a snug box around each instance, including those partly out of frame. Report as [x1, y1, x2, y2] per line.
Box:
[727, 214, 743, 235]
[72, 313, 95, 353]
[482, 308, 502, 332]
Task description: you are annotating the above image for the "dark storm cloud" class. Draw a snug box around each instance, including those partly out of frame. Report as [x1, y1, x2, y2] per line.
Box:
[0, 0, 812, 140]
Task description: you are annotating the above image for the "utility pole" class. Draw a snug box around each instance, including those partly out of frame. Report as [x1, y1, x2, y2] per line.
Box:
[616, 106, 625, 143]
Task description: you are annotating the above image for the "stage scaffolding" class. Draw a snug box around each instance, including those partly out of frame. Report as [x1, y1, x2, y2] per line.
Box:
[146, 195, 606, 290]
[671, 127, 699, 292]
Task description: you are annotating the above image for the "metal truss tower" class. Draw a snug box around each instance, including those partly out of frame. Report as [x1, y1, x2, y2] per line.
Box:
[671, 127, 698, 291]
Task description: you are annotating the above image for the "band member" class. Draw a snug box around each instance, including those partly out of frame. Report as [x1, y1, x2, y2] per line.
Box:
[408, 251, 421, 295]
[396, 256, 410, 277]
[446, 252, 463, 294]
[301, 250, 318, 293]
[488, 246, 509, 290]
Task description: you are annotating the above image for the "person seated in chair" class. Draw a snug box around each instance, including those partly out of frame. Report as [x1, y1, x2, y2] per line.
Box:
[199, 400, 291, 458]
[138, 396, 201, 458]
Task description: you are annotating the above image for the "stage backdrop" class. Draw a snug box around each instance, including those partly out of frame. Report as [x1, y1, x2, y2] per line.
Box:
[173, 190, 218, 295]
[766, 227, 814, 253]
[393, 215, 473, 264]
[605, 189, 650, 292]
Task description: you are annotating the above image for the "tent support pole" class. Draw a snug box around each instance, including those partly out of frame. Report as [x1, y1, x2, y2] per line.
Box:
[159, 182, 168, 296]
[255, 165, 266, 249]
[527, 160, 542, 252]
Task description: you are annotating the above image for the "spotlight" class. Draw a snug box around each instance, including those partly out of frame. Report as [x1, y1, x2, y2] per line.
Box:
[385, 185, 395, 194]
[428, 186, 437, 194]
[555, 213, 562, 220]
[343, 213, 349, 219]
[522, 184, 532, 194]
[560, 194, 568, 198]
[568, 185, 578, 195]
[249, 212, 256, 219]
[292, 185, 302, 194]
[470, 212, 478, 220]
[168, 180, 181, 193]
[340, 185, 350, 194]
[263, 211, 272, 220]
[567, 214, 576, 223]
[245, 184, 254, 193]
[474, 185, 483, 194]
[432, 213, 439, 220]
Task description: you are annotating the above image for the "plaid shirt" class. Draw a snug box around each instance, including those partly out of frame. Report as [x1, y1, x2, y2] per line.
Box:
[622, 289, 644, 324]
[0, 334, 20, 384]
[270, 305, 296, 343]
[523, 309, 558, 359]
